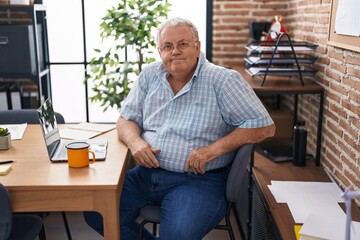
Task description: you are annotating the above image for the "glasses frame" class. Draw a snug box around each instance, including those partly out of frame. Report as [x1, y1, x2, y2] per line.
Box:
[159, 41, 198, 53]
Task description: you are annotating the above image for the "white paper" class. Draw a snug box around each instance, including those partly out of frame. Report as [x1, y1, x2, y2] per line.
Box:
[59, 128, 101, 140]
[287, 198, 346, 224]
[60, 123, 115, 140]
[67, 122, 115, 133]
[268, 181, 344, 203]
[0, 123, 27, 140]
[300, 213, 360, 240]
[334, 0, 360, 36]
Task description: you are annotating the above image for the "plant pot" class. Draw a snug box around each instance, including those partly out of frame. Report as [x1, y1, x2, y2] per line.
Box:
[0, 133, 11, 150]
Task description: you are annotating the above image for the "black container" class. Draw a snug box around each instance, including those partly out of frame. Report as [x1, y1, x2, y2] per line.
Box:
[0, 24, 43, 75]
[249, 22, 272, 41]
[292, 120, 307, 166]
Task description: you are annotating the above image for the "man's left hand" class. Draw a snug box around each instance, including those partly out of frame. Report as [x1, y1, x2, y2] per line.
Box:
[185, 147, 212, 174]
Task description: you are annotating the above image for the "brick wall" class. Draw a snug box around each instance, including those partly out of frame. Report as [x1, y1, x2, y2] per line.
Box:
[213, 0, 360, 203]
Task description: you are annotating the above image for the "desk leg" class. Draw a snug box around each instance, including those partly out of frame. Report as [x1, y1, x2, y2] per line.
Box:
[293, 94, 298, 126]
[94, 190, 120, 240]
[315, 91, 324, 166]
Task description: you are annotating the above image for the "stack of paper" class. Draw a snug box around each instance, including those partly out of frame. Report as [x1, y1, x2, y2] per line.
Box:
[299, 213, 360, 240]
[0, 123, 27, 140]
[0, 165, 12, 175]
[59, 123, 116, 140]
[268, 181, 360, 239]
[268, 181, 344, 223]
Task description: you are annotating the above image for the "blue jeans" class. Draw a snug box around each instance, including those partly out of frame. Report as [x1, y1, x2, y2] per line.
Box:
[84, 166, 228, 240]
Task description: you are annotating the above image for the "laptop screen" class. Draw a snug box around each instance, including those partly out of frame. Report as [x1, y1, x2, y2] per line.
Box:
[37, 98, 61, 157]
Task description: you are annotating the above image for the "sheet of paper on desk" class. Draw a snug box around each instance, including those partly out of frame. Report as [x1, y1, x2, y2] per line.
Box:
[300, 213, 360, 240]
[287, 197, 346, 224]
[0, 123, 27, 140]
[60, 123, 116, 140]
[67, 122, 116, 133]
[59, 128, 100, 140]
[268, 181, 346, 224]
[268, 181, 344, 203]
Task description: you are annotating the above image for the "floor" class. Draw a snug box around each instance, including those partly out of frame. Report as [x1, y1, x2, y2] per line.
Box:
[42, 211, 242, 240]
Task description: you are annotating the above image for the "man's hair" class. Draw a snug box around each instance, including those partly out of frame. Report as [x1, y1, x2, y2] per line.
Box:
[156, 17, 199, 45]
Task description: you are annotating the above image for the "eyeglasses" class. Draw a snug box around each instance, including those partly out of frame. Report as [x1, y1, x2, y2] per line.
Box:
[159, 41, 196, 52]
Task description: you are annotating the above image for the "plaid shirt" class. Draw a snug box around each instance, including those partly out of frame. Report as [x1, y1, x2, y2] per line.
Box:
[120, 52, 273, 172]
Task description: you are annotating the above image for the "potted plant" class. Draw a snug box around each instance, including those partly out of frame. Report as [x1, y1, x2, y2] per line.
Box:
[0, 127, 11, 150]
[86, 0, 171, 111]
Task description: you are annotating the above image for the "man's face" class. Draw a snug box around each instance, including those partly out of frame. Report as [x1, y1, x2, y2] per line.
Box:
[158, 25, 201, 77]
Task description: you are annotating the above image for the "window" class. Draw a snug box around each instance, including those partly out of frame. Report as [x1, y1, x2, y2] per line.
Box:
[44, 0, 207, 123]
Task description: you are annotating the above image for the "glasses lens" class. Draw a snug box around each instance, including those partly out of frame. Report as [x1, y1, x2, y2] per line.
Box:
[161, 44, 173, 52]
[160, 42, 192, 52]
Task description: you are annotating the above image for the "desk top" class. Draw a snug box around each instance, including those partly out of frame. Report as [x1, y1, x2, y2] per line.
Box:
[0, 124, 130, 191]
[253, 152, 360, 240]
[234, 67, 324, 94]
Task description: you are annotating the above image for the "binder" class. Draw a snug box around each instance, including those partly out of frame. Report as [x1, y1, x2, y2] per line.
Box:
[0, 82, 11, 110]
[9, 82, 22, 109]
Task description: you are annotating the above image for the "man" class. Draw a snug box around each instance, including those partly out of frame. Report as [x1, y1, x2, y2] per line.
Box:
[85, 17, 275, 239]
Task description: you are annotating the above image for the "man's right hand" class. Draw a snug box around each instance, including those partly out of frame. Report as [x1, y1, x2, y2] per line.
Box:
[117, 117, 160, 168]
[130, 139, 160, 168]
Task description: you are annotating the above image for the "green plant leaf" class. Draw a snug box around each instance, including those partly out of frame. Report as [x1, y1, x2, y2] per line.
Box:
[86, 0, 171, 111]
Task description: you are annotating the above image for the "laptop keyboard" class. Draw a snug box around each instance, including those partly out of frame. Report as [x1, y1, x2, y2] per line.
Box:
[57, 143, 68, 159]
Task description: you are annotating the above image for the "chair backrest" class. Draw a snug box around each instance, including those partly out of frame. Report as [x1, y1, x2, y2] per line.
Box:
[0, 109, 65, 124]
[0, 183, 13, 240]
[226, 144, 254, 203]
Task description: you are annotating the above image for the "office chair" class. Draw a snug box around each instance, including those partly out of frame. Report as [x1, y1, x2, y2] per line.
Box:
[0, 183, 44, 240]
[0, 109, 65, 125]
[0, 109, 72, 240]
[138, 144, 254, 240]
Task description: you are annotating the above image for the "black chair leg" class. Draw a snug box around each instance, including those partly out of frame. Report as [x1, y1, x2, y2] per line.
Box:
[139, 220, 158, 240]
[152, 223, 157, 235]
[139, 220, 147, 240]
[36, 212, 47, 240]
[224, 211, 235, 240]
[38, 223, 47, 240]
[61, 212, 72, 240]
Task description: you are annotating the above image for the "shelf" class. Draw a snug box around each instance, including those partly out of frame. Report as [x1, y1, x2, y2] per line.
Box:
[246, 41, 318, 53]
[246, 66, 317, 77]
[244, 33, 318, 86]
[0, 4, 50, 108]
[245, 54, 316, 66]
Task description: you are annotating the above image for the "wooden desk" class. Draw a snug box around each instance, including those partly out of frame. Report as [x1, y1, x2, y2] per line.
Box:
[234, 67, 324, 165]
[253, 152, 360, 239]
[0, 125, 130, 240]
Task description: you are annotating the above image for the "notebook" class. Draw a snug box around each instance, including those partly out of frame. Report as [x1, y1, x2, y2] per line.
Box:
[36, 98, 108, 162]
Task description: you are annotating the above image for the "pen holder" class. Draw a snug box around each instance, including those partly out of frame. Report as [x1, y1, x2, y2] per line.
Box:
[0, 133, 11, 150]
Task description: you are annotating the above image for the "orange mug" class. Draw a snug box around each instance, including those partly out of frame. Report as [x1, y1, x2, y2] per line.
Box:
[66, 142, 95, 168]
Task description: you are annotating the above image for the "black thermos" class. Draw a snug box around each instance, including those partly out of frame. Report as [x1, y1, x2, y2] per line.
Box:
[293, 120, 307, 166]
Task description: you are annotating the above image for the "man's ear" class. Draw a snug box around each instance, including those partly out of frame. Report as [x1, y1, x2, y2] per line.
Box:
[196, 41, 201, 54]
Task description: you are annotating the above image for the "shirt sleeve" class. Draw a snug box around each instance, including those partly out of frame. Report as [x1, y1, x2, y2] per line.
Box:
[217, 70, 274, 128]
[119, 72, 147, 128]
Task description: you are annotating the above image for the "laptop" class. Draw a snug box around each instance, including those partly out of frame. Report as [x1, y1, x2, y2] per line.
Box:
[37, 98, 108, 162]
[255, 139, 293, 162]
[255, 138, 312, 163]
